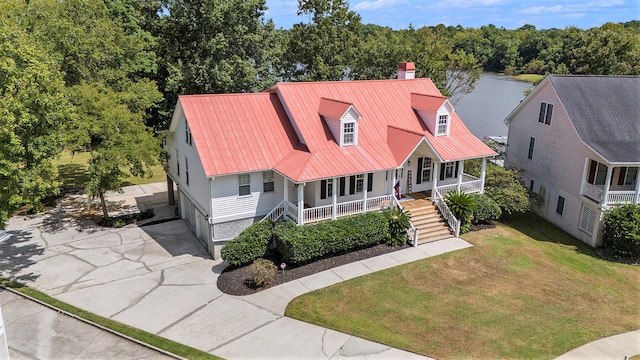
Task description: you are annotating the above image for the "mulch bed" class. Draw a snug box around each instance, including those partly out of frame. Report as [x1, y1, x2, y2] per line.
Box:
[217, 243, 410, 296]
[594, 246, 640, 266]
[470, 220, 496, 232]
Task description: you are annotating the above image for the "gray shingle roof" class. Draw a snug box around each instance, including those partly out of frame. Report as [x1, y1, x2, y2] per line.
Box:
[548, 75, 640, 163]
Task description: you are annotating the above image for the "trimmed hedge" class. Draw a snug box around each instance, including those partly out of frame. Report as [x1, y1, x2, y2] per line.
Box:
[471, 193, 502, 224]
[602, 203, 640, 257]
[274, 212, 389, 264]
[221, 219, 274, 266]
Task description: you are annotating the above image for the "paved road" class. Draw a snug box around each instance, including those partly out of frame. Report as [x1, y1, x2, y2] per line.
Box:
[0, 289, 174, 360]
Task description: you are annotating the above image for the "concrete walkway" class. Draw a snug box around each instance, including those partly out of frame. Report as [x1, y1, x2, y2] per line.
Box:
[0, 288, 174, 359]
[555, 330, 640, 360]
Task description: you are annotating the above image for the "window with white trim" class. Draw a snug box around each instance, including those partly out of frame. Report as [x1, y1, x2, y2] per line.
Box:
[263, 171, 274, 192]
[587, 159, 607, 186]
[343, 122, 355, 145]
[418, 157, 432, 183]
[556, 196, 565, 215]
[355, 174, 364, 193]
[185, 121, 193, 145]
[238, 174, 250, 196]
[185, 157, 189, 185]
[320, 178, 334, 199]
[176, 150, 180, 176]
[579, 205, 596, 235]
[528, 137, 535, 160]
[538, 102, 553, 125]
[618, 167, 638, 186]
[444, 162, 455, 179]
[437, 115, 448, 135]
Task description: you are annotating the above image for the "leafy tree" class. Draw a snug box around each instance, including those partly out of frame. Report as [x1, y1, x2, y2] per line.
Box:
[21, 0, 163, 218]
[351, 24, 410, 80]
[471, 193, 502, 224]
[283, 0, 362, 81]
[158, 0, 281, 121]
[570, 26, 640, 75]
[69, 81, 161, 218]
[484, 165, 530, 216]
[0, 13, 72, 226]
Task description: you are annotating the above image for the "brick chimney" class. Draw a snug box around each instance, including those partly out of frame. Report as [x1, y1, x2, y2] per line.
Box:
[398, 62, 416, 79]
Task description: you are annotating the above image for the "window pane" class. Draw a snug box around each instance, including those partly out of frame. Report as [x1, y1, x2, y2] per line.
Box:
[595, 163, 607, 185]
[556, 196, 565, 215]
[528, 137, 535, 159]
[356, 174, 364, 193]
[263, 171, 274, 192]
[437, 115, 448, 135]
[626, 167, 638, 186]
[545, 104, 553, 125]
[239, 174, 250, 195]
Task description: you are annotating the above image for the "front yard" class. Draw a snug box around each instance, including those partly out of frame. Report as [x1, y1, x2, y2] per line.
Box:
[286, 212, 640, 359]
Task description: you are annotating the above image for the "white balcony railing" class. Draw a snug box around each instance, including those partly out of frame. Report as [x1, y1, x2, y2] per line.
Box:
[262, 200, 285, 222]
[436, 173, 482, 195]
[303, 204, 333, 223]
[606, 191, 639, 205]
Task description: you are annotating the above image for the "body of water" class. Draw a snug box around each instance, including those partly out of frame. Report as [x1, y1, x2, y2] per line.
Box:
[451, 73, 532, 140]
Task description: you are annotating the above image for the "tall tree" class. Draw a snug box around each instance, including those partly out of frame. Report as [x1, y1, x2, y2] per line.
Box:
[283, 0, 363, 81]
[24, 0, 163, 218]
[0, 9, 73, 226]
[157, 0, 282, 125]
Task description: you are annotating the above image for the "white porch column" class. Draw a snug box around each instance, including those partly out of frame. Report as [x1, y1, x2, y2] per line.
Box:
[283, 177, 289, 218]
[332, 177, 338, 219]
[456, 161, 464, 191]
[602, 166, 613, 206]
[362, 173, 368, 213]
[634, 171, 640, 203]
[580, 158, 590, 196]
[297, 183, 305, 225]
[432, 162, 439, 201]
[480, 158, 487, 194]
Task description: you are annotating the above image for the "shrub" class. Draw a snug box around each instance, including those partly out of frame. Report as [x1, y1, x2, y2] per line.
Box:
[445, 190, 477, 234]
[250, 258, 277, 287]
[221, 220, 274, 266]
[383, 207, 411, 246]
[274, 212, 389, 264]
[602, 204, 640, 257]
[471, 193, 502, 224]
[139, 207, 155, 220]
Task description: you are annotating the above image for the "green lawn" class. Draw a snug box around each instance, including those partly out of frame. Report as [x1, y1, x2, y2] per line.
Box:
[286, 212, 640, 360]
[512, 73, 545, 84]
[55, 150, 166, 190]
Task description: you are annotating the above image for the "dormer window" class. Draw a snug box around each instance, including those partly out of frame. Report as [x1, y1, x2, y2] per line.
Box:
[437, 115, 448, 135]
[343, 122, 355, 145]
[318, 97, 361, 147]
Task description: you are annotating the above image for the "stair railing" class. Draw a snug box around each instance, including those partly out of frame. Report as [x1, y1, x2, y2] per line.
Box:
[391, 195, 419, 247]
[432, 188, 461, 238]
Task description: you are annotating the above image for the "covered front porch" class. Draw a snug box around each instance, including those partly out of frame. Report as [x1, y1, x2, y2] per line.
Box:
[264, 157, 488, 228]
[580, 159, 640, 207]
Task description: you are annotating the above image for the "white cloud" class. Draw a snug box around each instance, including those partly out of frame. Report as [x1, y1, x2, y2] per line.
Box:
[519, 0, 626, 15]
[353, 0, 400, 12]
[442, 0, 507, 8]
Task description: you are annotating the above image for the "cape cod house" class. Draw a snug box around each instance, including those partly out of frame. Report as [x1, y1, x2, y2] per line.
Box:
[165, 63, 497, 258]
[505, 75, 640, 247]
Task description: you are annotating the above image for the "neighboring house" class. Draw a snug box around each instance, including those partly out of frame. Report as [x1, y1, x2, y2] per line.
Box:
[505, 75, 640, 247]
[165, 63, 496, 258]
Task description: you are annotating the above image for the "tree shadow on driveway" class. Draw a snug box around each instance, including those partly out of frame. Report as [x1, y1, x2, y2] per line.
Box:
[0, 230, 43, 283]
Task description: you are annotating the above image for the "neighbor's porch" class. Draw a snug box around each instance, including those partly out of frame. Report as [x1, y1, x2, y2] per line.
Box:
[580, 159, 640, 207]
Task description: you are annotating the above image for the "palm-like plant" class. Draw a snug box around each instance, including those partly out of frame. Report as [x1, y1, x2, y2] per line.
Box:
[444, 190, 477, 234]
[384, 207, 412, 245]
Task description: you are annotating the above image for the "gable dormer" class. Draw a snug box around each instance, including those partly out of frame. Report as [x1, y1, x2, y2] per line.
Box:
[318, 97, 362, 146]
[411, 93, 453, 137]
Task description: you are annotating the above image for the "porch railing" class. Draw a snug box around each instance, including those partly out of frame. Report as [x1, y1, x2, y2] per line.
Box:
[336, 199, 363, 217]
[262, 200, 285, 222]
[436, 173, 482, 195]
[606, 191, 639, 205]
[432, 187, 460, 238]
[391, 195, 419, 247]
[303, 204, 333, 223]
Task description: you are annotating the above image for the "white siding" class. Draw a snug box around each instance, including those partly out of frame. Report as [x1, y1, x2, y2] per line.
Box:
[210, 172, 284, 224]
[505, 80, 607, 244]
[310, 172, 389, 207]
[166, 111, 211, 217]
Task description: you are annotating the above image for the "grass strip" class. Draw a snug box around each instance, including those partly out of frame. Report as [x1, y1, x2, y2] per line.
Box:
[1, 278, 222, 360]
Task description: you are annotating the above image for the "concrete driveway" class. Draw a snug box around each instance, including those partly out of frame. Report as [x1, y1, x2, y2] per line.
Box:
[1, 184, 432, 359]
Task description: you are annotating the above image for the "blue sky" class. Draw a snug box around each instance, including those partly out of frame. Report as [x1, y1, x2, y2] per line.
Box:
[264, 0, 639, 30]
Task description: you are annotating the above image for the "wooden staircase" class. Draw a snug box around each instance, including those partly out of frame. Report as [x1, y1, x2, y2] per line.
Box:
[402, 198, 454, 244]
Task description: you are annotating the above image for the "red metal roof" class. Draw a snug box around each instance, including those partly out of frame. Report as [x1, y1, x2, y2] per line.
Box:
[318, 98, 355, 119]
[175, 78, 496, 182]
[178, 93, 301, 177]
